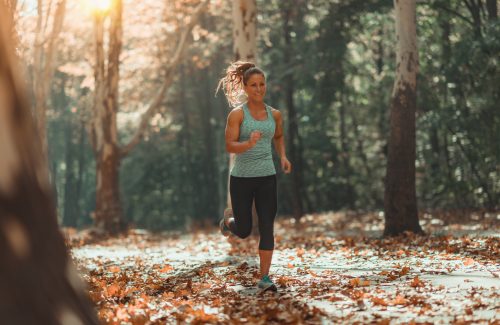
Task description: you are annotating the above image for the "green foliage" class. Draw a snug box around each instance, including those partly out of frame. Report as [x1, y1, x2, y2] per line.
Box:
[44, 0, 498, 229]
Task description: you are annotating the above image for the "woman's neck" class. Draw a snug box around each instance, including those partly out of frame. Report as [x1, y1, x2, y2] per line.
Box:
[247, 99, 265, 111]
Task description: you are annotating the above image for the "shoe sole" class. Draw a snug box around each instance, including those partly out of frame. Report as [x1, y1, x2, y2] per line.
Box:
[219, 219, 230, 237]
[258, 283, 277, 292]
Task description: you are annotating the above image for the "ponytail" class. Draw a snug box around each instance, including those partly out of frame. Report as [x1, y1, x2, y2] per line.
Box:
[216, 61, 265, 108]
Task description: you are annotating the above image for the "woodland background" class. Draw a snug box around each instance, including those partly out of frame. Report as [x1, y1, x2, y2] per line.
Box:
[8, 0, 499, 228]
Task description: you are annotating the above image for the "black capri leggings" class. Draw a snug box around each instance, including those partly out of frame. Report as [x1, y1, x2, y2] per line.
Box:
[228, 174, 277, 250]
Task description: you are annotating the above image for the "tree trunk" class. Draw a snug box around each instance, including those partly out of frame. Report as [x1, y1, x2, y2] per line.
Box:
[75, 119, 86, 225]
[464, 0, 482, 38]
[32, 0, 66, 165]
[179, 64, 195, 227]
[232, 0, 257, 62]
[383, 0, 423, 236]
[89, 2, 124, 234]
[229, 0, 258, 193]
[486, 0, 497, 19]
[4, 0, 18, 46]
[88, 1, 207, 234]
[230, 0, 258, 233]
[282, 3, 305, 220]
[63, 119, 78, 227]
[94, 147, 123, 233]
[0, 7, 98, 322]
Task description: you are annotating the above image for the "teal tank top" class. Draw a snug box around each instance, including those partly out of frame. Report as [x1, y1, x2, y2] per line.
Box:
[230, 103, 276, 177]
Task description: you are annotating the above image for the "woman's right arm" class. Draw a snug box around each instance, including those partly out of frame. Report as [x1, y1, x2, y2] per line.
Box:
[225, 109, 260, 153]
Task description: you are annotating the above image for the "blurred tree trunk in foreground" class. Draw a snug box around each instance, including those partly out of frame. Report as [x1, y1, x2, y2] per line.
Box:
[0, 5, 98, 324]
[383, 0, 423, 236]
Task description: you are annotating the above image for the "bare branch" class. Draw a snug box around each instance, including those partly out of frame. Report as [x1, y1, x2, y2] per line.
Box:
[119, 0, 209, 158]
[420, 0, 474, 26]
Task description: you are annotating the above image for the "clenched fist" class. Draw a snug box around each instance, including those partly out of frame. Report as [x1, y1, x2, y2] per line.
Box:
[248, 131, 262, 147]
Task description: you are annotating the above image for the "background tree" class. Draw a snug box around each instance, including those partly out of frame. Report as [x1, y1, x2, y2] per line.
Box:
[383, 0, 423, 236]
[88, 0, 209, 233]
[32, 0, 67, 164]
[0, 5, 97, 323]
[12, 0, 498, 231]
[227, 0, 259, 232]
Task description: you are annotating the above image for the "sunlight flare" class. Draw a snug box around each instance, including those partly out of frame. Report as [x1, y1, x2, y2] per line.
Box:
[84, 0, 112, 13]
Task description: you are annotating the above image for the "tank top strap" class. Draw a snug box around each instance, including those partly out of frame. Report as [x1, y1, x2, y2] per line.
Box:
[241, 103, 249, 117]
[265, 104, 274, 123]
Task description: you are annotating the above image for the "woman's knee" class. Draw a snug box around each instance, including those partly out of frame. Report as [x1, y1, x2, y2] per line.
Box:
[259, 234, 274, 250]
[233, 221, 252, 239]
[236, 228, 252, 239]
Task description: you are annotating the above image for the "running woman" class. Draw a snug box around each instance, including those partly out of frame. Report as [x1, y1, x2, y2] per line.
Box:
[217, 61, 292, 291]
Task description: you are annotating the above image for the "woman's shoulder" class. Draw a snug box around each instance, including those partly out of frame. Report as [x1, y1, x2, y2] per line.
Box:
[230, 106, 244, 115]
[227, 106, 244, 122]
[267, 106, 282, 120]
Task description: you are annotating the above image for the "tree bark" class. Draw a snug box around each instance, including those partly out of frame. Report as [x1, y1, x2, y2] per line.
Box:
[228, 0, 258, 195]
[89, 1, 208, 234]
[486, 0, 497, 19]
[232, 0, 257, 62]
[383, 0, 423, 236]
[282, 3, 304, 220]
[32, 0, 66, 167]
[0, 6, 98, 323]
[463, 0, 482, 38]
[89, 3, 124, 234]
[229, 0, 259, 233]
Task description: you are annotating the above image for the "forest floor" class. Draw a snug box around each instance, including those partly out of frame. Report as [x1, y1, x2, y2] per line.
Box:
[68, 211, 500, 324]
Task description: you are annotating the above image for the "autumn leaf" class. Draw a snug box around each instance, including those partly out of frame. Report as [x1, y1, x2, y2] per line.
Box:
[105, 283, 121, 297]
[399, 266, 410, 276]
[463, 258, 475, 266]
[390, 295, 409, 305]
[108, 265, 121, 273]
[349, 278, 371, 287]
[410, 276, 424, 288]
[160, 264, 174, 273]
[371, 297, 388, 306]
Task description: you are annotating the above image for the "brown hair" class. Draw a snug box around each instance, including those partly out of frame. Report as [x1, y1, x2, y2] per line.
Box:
[216, 61, 265, 107]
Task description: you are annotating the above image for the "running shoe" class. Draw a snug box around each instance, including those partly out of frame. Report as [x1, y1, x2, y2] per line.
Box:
[257, 275, 277, 292]
[219, 217, 231, 237]
[220, 208, 234, 237]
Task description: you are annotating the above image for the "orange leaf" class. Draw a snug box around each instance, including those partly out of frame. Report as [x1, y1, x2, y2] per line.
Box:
[371, 297, 388, 306]
[349, 278, 361, 287]
[160, 264, 174, 273]
[399, 266, 410, 276]
[106, 283, 121, 297]
[391, 295, 408, 305]
[410, 276, 424, 288]
[349, 278, 370, 287]
[463, 258, 474, 266]
[108, 266, 121, 273]
[287, 263, 294, 268]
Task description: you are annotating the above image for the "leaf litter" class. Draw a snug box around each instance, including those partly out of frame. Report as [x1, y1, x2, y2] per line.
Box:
[68, 211, 500, 324]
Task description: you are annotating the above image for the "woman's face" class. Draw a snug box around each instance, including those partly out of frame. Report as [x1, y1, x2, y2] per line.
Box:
[244, 73, 266, 102]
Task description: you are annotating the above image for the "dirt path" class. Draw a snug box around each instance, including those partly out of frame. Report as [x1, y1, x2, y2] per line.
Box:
[71, 212, 500, 324]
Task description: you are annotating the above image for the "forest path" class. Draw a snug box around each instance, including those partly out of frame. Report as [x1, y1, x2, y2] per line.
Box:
[71, 212, 499, 324]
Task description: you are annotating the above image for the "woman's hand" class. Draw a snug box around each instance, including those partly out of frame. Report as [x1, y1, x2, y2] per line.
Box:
[248, 131, 262, 147]
[281, 156, 292, 174]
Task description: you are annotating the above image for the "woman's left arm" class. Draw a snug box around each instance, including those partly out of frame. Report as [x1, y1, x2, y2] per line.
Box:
[272, 109, 292, 174]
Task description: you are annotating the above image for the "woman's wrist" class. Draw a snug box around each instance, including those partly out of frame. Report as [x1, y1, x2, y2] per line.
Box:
[245, 140, 254, 149]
